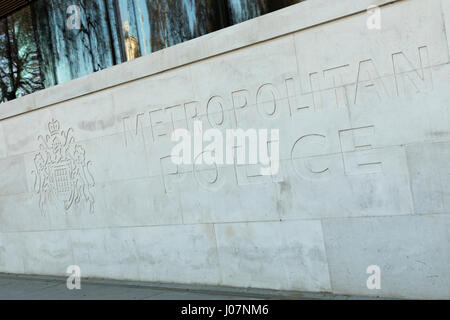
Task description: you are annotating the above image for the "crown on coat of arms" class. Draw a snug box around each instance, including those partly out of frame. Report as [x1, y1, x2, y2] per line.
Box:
[48, 119, 60, 136]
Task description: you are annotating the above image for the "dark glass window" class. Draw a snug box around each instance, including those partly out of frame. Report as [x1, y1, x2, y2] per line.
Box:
[31, 0, 116, 85]
[0, 0, 302, 103]
[114, 0, 228, 60]
[0, 6, 44, 102]
[226, 0, 301, 24]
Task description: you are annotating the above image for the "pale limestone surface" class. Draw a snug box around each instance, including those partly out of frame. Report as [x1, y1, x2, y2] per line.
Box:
[0, 0, 449, 299]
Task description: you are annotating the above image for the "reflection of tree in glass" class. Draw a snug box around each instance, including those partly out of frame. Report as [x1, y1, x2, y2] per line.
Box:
[0, 19, 13, 102]
[144, 0, 299, 53]
[0, 7, 44, 102]
[146, 0, 226, 53]
[226, 0, 301, 24]
[31, 0, 115, 84]
[146, 0, 171, 52]
[77, 0, 115, 72]
[193, 0, 227, 38]
[0, 0, 304, 103]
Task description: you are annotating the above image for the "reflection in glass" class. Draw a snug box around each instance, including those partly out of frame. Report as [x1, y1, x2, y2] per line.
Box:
[1, 0, 123, 102]
[226, 0, 301, 24]
[226, 0, 268, 24]
[115, 0, 227, 60]
[0, 0, 302, 103]
[31, 0, 116, 85]
[0, 19, 13, 102]
[123, 21, 141, 60]
[146, 0, 227, 52]
[116, 0, 143, 60]
[0, 7, 44, 102]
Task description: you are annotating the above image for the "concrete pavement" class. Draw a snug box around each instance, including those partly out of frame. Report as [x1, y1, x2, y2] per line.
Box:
[0, 274, 380, 300]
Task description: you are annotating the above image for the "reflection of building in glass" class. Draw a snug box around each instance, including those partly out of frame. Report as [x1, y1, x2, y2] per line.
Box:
[123, 21, 141, 61]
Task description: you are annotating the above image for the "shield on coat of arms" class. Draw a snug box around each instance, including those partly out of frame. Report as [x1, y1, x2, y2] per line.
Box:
[49, 160, 74, 203]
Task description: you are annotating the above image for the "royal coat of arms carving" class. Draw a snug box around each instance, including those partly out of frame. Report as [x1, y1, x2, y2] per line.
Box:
[32, 119, 95, 214]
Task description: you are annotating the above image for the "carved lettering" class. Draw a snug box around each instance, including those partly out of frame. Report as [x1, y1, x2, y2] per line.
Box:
[392, 46, 432, 96]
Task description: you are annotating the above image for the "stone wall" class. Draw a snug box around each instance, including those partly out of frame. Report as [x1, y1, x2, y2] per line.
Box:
[0, 0, 449, 299]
